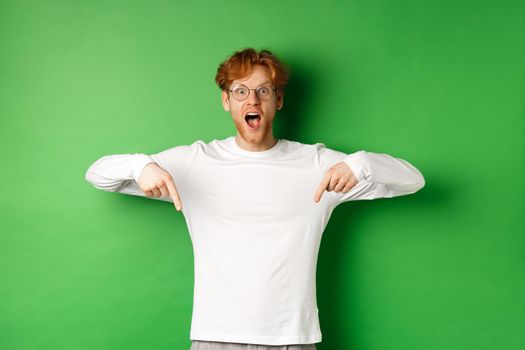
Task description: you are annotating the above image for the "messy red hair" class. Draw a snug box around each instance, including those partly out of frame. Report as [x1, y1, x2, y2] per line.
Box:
[215, 48, 290, 92]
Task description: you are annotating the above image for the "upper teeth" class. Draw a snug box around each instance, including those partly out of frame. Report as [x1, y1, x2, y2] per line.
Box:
[246, 112, 259, 116]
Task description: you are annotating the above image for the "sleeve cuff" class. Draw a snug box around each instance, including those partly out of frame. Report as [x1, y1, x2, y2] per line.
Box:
[131, 154, 155, 183]
[343, 150, 367, 182]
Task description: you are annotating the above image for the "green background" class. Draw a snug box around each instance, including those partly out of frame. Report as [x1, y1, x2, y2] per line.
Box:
[1, 0, 524, 349]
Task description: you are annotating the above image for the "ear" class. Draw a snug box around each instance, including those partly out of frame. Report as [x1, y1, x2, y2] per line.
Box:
[276, 89, 284, 110]
[221, 90, 231, 111]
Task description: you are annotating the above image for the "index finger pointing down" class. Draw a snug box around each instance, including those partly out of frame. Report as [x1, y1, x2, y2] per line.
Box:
[165, 176, 182, 211]
[314, 173, 331, 202]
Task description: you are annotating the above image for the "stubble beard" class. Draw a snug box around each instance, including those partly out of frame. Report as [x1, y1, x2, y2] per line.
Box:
[235, 117, 272, 145]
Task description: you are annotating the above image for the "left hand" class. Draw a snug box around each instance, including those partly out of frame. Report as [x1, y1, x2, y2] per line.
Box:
[314, 161, 358, 202]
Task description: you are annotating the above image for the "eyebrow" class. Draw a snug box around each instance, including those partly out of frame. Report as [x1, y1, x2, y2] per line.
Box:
[234, 80, 272, 86]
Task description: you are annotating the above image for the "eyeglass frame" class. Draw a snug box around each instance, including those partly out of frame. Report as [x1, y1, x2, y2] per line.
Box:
[226, 84, 278, 101]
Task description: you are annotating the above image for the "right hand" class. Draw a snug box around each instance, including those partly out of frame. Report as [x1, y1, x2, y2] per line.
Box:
[137, 162, 183, 211]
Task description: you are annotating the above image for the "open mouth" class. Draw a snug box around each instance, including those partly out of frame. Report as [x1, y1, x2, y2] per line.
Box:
[244, 113, 262, 129]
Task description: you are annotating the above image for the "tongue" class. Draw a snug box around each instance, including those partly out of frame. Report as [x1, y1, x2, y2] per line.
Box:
[247, 117, 261, 128]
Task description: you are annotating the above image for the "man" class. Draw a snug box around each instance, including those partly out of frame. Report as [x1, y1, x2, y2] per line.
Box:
[85, 48, 425, 350]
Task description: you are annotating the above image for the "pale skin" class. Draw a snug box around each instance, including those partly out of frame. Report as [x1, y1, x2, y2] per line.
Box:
[137, 64, 358, 211]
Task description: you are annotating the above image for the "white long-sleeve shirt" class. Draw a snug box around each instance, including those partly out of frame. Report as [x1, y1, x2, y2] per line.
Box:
[85, 135, 425, 346]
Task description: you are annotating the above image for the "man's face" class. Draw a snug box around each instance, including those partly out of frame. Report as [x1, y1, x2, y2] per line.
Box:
[221, 65, 284, 145]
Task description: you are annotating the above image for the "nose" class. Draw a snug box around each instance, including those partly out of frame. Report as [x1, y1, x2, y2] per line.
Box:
[246, 89, 260, 105]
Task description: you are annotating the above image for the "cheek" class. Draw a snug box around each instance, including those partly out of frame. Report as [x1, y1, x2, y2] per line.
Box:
[264, 105, 277, 117]
[269, 99, 279, 110]
[233, 108, 243, 119]
[230, 103, 242, 115]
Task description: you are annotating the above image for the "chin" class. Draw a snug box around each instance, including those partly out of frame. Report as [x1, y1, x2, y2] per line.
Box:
[238, 130, 258, 143]
[237, 128, 265, 144]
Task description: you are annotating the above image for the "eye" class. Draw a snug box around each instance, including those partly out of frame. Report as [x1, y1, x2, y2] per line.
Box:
[234, 86, 248, 95]
[258, 86, 270, 95]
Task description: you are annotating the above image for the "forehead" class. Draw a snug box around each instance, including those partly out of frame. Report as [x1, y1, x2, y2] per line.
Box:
[232, 65, 272, 86]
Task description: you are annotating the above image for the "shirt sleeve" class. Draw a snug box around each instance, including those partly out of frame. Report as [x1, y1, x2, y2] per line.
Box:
[317, 144, 425, 204]
[84, 144, 194, 203]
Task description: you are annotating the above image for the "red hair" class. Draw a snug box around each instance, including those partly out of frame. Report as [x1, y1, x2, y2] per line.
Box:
[215, 48, 290, 92]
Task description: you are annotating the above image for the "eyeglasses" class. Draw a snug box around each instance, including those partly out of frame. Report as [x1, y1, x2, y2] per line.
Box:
[227, 84, 276, 101]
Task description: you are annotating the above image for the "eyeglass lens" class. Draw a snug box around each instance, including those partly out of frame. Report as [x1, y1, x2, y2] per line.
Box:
[231, 85, 273, 100]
